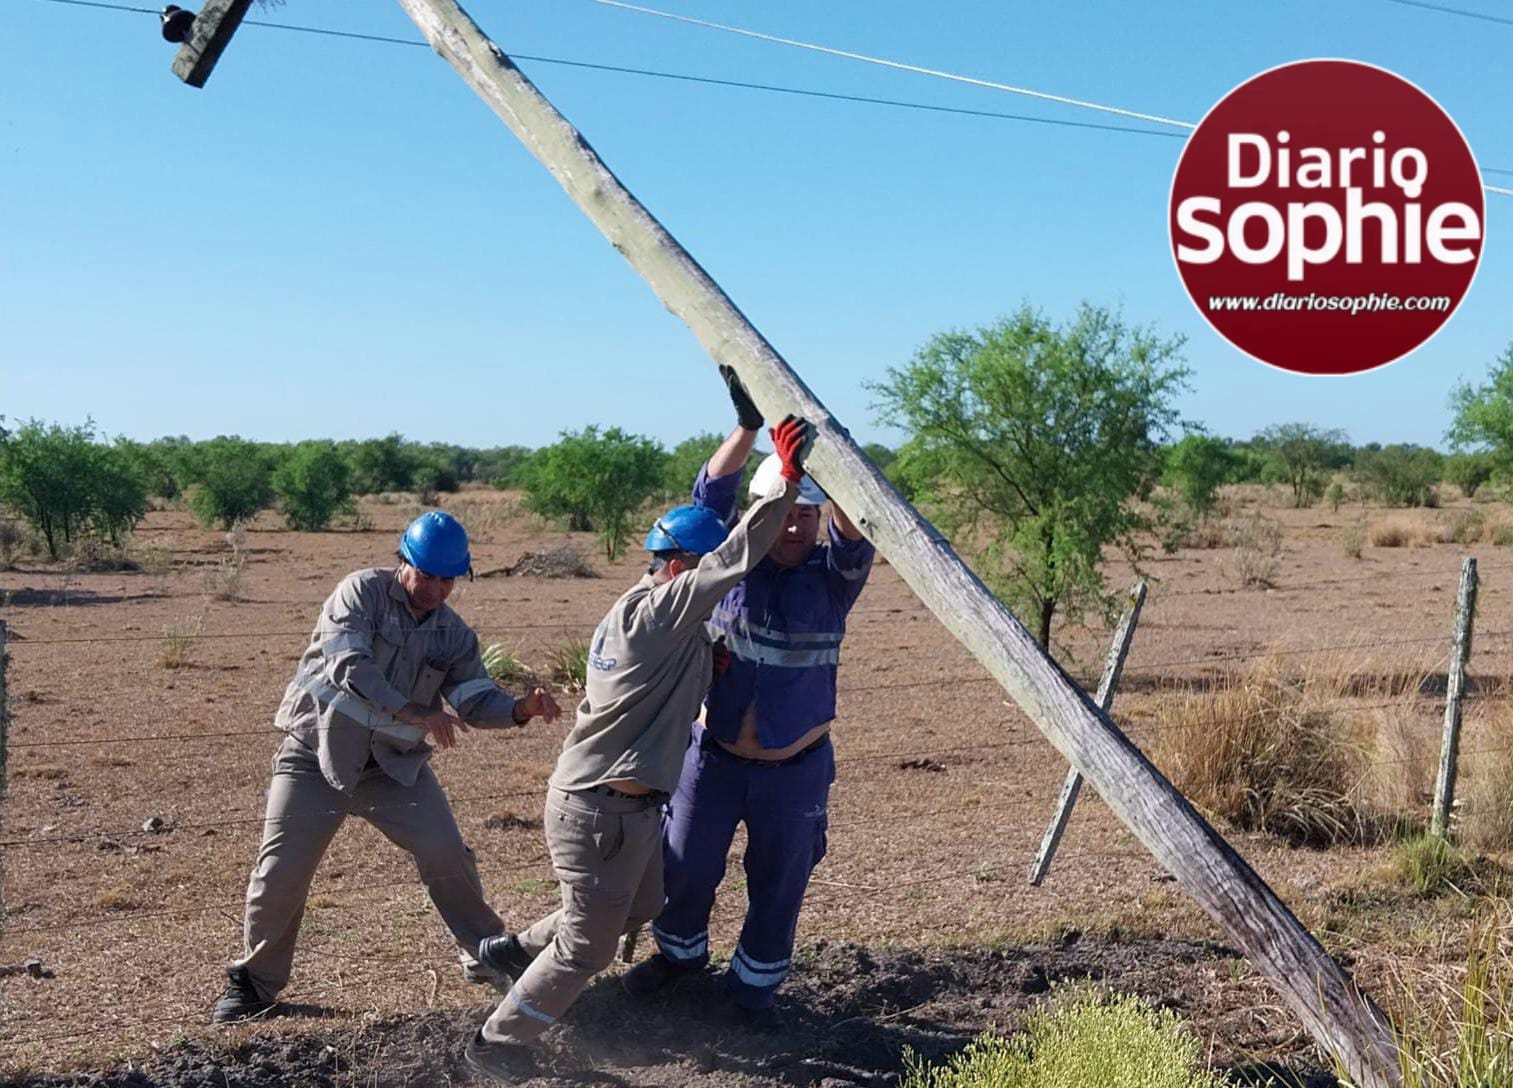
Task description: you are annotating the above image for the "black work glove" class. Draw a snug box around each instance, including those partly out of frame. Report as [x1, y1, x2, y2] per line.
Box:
[720, 364, 764, 432]
[711, 636, 730, 686]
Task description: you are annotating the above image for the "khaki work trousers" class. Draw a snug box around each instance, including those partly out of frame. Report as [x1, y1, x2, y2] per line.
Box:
[234, 735, 505, 1000]
[482, 786, 664, 1045]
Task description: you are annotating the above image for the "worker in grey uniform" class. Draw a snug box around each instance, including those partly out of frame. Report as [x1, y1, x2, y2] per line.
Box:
[211, 511, 561, 1023]
[463, 412, 814, 1083]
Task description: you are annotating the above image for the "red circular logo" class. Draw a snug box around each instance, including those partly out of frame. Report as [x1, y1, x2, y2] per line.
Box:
[1169, 60, 1484, 376]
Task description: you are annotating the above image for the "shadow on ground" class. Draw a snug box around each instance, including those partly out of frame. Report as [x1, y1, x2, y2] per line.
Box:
[7, 938, 1336, 1088]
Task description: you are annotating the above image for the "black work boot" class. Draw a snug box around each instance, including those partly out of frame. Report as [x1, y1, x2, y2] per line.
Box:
[210, 966, 275, 1024]
[464, 1030, 536, 1084]
[621, 952, 695, 997]
[476, 933, 535, 984]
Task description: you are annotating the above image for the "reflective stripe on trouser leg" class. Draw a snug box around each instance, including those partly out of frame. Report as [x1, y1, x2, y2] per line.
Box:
[723, 739, 835, 1010]
[654, 729, 743, 967]
[482, 789, 663, 1046]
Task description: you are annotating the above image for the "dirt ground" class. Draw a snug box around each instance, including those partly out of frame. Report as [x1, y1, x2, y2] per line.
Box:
[2, 486, 1509, 1085]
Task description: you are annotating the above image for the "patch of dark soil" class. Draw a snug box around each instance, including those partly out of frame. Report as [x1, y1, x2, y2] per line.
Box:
[2, 938, 1336, 1088]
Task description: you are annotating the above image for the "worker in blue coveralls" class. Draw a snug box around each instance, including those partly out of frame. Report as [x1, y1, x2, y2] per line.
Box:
[622, 366, 874, 1019]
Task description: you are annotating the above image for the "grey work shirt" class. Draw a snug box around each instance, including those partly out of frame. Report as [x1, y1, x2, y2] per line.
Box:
[550, 481, 797, 796]
[275, 567, 519, 793]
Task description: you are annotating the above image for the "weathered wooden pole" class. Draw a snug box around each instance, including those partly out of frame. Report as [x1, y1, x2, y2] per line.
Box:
[1028, 581, 1146, 886]
[170, 0, 254, 88]
[1431, 556, 1477, 839]
[388, 4, 1400, 1081]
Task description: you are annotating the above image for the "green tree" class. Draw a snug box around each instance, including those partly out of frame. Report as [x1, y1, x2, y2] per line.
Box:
[1254, 423, 1350, 507]
[274, 440, 355, 531]
[1353, 444, 1441, 507]
[871, 303, 1188, 648]
[346, 433, 417, 495]
[0, 420, 145, 558]
[1163, 434, 1236, 516]
[523, 426, 667, 559]
[1449, 343, 1513, 477]
[662, 432, 724, 500]
[861, 442, 897, 473]
[480, 446, 535, 489]
[185, 436, 275, 529]
[1444, 451, 1496, 498]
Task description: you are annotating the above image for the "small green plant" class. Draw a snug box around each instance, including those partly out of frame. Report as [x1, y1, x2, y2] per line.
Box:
[158, 615, 205, 669]
[902, 990, 1226, 1088]
[1381, 907, 1513, 1087]
[1325, 478, 1346, 511]
[482, 642, 538, 689]
[1341, 521, 1365, 559]
[184, 437, 275, 529]
[512, 877, 555, 895]
[547, 638, 590, 693]
[1385, 834, 1477, 897]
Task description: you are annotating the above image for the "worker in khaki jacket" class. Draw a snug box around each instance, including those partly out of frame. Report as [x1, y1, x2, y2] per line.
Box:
[211, 511, 560, 1023]
[462, 412, 814, 1083]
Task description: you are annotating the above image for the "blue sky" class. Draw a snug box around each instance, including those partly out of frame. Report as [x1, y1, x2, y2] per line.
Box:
[2, 0, 1508, 451]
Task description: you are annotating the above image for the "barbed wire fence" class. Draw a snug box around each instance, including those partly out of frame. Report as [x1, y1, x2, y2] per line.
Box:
[0, 555, 1508, 1051]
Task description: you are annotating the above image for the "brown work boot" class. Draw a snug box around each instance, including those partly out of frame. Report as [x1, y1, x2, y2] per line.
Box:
[463, 1030, 536, 1083]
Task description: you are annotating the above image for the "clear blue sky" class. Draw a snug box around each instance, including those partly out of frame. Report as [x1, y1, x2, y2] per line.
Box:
[2, 0, 1508, 451]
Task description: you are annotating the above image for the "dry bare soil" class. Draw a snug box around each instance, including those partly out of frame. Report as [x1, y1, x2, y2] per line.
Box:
[2, 487, 1510, 1086]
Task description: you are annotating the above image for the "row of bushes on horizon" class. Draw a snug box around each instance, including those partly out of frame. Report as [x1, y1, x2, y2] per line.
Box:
[0, 417, 1505, 561]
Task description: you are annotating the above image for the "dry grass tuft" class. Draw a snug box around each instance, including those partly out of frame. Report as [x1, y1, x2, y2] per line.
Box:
[94, 884, 137, 911]
[158, 615, 205, 669]
[1341, 521, 1366, 559]
[1154, 656, 1373, 846]
[498, 546, 598, 579]
[1437, 509, 1485, 546]
[1464, 704, 1513, 850]
[1371, 516, 1421, 548]
[14, 765, 69, 781]
[1226, 512, 1282, 588]
[482, 643, 539, 690]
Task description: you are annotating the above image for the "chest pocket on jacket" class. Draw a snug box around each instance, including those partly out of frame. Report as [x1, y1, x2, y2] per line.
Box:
[412, 662, 446, 708]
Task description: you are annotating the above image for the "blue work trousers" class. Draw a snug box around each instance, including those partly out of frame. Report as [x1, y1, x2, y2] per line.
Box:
[653, 724, 833, 1009]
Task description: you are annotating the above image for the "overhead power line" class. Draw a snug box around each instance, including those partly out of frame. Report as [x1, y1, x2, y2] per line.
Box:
[31, 0, 1513, 194]
[1382, 0, 1513, 28]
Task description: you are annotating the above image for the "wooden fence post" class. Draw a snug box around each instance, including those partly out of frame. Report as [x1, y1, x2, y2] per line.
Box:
[1028, 582, 1146, 886]
[380, 5, 1401, 1081]
[1, 620, 9, 939]
[1431, 556, 1477, 839]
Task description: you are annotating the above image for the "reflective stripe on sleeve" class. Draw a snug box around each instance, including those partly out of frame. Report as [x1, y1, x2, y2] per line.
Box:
[445, 676, 500, 707]
[721, 629, 840, 669]
[296, 671, 426, 745]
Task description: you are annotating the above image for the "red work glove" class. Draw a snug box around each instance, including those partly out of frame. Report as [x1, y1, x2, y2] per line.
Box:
[711, 637, 730, 684]
[770, 414, 814, 485]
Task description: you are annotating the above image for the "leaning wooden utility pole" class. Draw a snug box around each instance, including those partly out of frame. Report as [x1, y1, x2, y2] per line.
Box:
[169, 0, 254, 88]
[1431, 556, 1478, 839]
[1028, 582, 1146, 886]
[229, 3, 1404, 1081]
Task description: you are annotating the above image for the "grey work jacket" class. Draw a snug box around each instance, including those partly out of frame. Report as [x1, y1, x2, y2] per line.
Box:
[551, 480, 797, 796]
[275, 568, 518, 793]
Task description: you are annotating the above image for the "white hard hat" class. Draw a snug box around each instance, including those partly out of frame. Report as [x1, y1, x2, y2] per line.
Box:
[749, 453, 826, 505]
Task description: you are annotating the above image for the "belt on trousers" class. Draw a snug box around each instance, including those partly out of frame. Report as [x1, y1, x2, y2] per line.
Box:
[702, 730, 830, 768]
[584, 783, 670, 805]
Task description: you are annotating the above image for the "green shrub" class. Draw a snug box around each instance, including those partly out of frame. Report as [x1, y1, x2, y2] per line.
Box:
[185, 437, 274, 529]
[1355, 444, 1442, 507]
[902, 991, 1225, 1088]
[662, 432, 724, 500]
[1325, 478, 1346, 511]
[523, 426, 666, 560]
[346, 433, 417, 495]
[1163, 434, 1235, 516]
[482, 446, 535, 490]
[0, 420, 149, 558]
[273, 440, 354, 531]
[1385, 834, 1478, 897]
[1444, 452, 1496, 499]
[482, 642, 538, 689]
[547, 638, 590, 693]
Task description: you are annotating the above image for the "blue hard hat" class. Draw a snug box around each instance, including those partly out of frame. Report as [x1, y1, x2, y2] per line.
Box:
[399, 511, 471, 577]
[645, 505, 728, 555]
